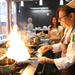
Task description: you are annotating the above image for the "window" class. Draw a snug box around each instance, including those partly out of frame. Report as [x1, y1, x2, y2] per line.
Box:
[0, 0, 7, 34]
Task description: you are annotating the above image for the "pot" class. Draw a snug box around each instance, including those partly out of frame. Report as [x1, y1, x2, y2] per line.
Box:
[0, 57, 16, 74]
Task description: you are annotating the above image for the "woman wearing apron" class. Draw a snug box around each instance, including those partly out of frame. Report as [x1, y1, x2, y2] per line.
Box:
[38, 0, 75, 75]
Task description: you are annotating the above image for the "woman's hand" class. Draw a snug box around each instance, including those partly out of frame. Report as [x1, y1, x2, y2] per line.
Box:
[38, 57, 47, 64]
[52, 49, 60, 53]
[38, 57, 54, 64]
[38, 45, 53, 55]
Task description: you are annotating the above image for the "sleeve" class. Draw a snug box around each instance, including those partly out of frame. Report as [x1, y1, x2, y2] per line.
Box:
[58, 26, 64, 32]
[54, 31, 75, 70]
[48, 25, 51, 30]
[48, 25, 51, 35]
[52, 42, 61, 52]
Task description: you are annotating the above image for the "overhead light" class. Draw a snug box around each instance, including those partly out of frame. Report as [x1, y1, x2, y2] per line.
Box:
[30, 7, 49, 10]
[39, 0, 43, 6]
[18, 9, 21, 13]
[65, 0, 70, 2]
[47, 13, 49, 16]
[60, 0, 64, 5]
[20, 1, 24, 7]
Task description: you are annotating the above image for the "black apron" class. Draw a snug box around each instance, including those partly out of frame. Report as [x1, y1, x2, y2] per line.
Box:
[60, 64, 75, 75]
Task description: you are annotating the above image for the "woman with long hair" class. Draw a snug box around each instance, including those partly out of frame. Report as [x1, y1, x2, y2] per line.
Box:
[48, 16, 63, 44]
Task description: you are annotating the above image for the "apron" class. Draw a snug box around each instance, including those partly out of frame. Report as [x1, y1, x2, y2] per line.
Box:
[60, 64, 75, 75]
[60, 28, 75, 75]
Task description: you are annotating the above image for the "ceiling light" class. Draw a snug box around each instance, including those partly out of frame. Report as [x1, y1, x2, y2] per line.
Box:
[20, 1, 24, 7]
[60, 0, 64, 5]
[39, 0, 43, 6]
[65, 0, 70, 2]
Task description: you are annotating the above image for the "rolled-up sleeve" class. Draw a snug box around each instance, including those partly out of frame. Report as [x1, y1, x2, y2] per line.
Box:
[54, 41, 75, 70]
[52, 43, 61, 52]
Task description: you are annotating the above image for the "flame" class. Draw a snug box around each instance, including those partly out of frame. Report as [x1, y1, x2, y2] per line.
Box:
[6, 25, 30, 62]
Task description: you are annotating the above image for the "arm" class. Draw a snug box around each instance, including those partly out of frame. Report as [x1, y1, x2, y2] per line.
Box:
[54, 32, 75, 70]
[38, 43, 61, 55]
[52, 43, 61, 53]
[38, 57, 54, 64]
[38, 43, 62, 64]
[38, 41, 75, 70]
[48, 25, 51, 36]
[38, 45, 53, 55]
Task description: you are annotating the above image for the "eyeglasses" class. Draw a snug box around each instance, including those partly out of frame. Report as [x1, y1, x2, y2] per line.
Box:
[58, 15, 67, 21]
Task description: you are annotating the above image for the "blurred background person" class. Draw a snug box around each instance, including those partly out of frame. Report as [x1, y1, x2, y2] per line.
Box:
[48, 16, 64, 44]
[27, 17, 34, 32]
[40, 16, 64, 44]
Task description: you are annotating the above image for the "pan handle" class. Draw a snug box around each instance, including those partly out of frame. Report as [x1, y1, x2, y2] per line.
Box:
[38, 64, 46, 75]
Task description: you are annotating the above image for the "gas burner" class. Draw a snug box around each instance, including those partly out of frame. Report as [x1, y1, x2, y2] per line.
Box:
[0, 56, 38, 74]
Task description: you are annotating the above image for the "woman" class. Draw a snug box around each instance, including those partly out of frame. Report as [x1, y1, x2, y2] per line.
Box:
[27, 17, 34, 31]
[38, 0, 75, 75]
[48, 16, 64, 44]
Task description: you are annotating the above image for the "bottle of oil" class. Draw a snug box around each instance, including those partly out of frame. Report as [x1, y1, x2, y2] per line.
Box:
[72, 33, 75, 42]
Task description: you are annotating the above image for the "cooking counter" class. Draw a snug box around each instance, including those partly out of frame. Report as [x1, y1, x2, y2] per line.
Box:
[33, 29, 48, 34]
[0, 48, 39, 75]
[21, 60, 38, 75]
[0, 37, 50, 75]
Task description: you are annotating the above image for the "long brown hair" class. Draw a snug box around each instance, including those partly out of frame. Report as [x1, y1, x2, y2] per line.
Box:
[50, 16, 59, 29]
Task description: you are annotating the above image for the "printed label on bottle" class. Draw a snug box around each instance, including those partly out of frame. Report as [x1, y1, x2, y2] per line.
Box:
[72, 34, 75, 42]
